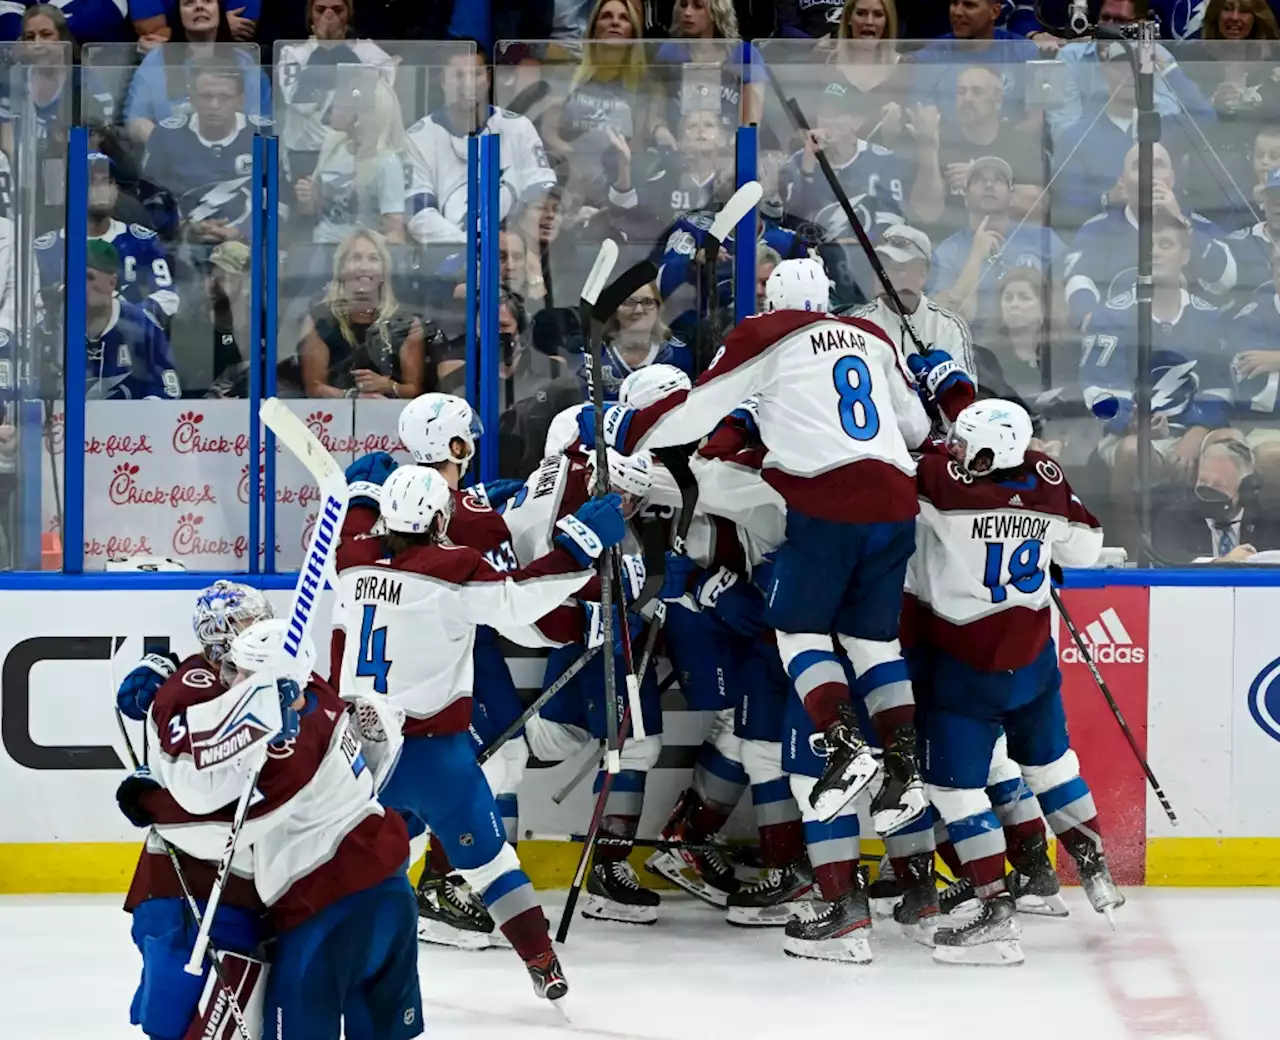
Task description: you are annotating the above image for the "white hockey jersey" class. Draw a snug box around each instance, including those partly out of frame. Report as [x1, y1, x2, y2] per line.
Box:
[846, 295, 976, 377]
[906, 447, 1103, 672]
[275, 40, 397, 154]
[616, 310, 931, 524]
[406, 106, 558, 244]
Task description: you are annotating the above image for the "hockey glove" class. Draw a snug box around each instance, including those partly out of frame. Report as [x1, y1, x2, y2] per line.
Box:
[709, 581, 767, 637]
[474, 478, 525, 510]
[577, 403, 636, 452]
[659, 551, 697, 601]
[618, 552, 647, 604]
[345, 451, 398, 510]
[117, 767, 162, 828]
[555, 493, 626, 567]
[117, 651, 180, 722]
[275, 678, 303, 746]
[584, 602, 644, 652]
[907, 351, 975, 422]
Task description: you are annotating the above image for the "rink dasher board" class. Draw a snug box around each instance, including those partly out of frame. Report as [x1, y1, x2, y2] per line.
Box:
[0, 583, 1275, 891]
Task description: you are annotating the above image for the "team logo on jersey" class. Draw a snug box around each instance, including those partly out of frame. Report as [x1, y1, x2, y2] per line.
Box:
[946, 460, 973, 484]
[1059, 607, 1145, 665]
[1248, 655, 1280, 744]
[182, 668, 217, 689]
[1035, 459, 1064, 486]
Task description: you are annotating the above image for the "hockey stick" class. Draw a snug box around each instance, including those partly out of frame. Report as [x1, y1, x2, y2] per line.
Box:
[527, 831, 754, 856]
[697, 181, 763, 373]
[760, 70, 932, 357]
[1051, 586, 1177, 825]
[111, 652, 254, 1040]
[186, 399, 349, 975]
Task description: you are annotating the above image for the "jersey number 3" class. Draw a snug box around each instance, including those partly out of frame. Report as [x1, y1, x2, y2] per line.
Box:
[982, 539, 1044, 603]
[833, 356, 880, 441]
[356, 604, 392, 693]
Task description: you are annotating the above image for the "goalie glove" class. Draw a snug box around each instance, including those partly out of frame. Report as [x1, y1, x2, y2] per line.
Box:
[345, 695, 406, 795]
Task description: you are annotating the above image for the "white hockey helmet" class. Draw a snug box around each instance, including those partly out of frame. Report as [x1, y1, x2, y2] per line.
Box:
[223, 617, 315, 686]
[398, 392, 483, 475]
[764, 257, 830, 314]
[947, 399, 1034, 476]
[587, 447, 653, 516]
[380, 464, 454, 537]
[193, 580, 274, 664]
[618, 364, 691, 410]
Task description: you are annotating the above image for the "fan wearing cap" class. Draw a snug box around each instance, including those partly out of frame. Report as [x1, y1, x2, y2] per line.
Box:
[35, 152, 179, 328]
[780, 81, 944, 228]
[930, 155, 1068, 331]
[846, 223, 976, 377]
[85, 238, 181, 399]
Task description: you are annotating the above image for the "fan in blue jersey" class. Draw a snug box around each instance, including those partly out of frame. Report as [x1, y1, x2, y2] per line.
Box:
[1225, 167, 1280, 302]
[0, 0, 161, 45]
[779, 83, 944, 228]
[141, 61, 258, 244]
[83, 239, 181, 400]
[1081, 217, 1231, 476]
[36, 152, 178, 326]
[1064, 143, 1237, 329]
[1227, 244, 1280, 419]
[573, 279, 692, 401]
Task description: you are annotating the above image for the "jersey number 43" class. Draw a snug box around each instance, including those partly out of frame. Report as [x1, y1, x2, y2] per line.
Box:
[833, 356, 880, 441]
[356, 605, 392, 693]
[982, 539, 1045, 603]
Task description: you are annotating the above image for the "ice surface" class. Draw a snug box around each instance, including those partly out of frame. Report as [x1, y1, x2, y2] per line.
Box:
[8, 888, 1270, 1039]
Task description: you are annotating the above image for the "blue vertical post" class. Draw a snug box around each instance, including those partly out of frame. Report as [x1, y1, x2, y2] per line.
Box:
[62, 126, 89, 573]
[263, 136, 280, 574]
[464, 135, 480, 414]
[478, 133, 500, 484]
[248, 136, 264, 574]
[734, 124, 759, 326]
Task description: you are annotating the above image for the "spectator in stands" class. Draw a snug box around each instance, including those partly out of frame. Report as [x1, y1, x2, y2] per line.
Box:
[497, 288, 567, 409]
[1227, 242, 1280, 434]
[929, 155, 1067, 330]
[276, 0, 396, 187]
[141, 61, 256, 245]
[913, 0, 1040, 116]
[124, 0, 270, 144]
[775, 0, 843, 37]
[828, 0, 911, 151]
[1, 7, 78, 173]
[0, 0, 162, 45]
[1045, 0, 1215, 138]
[294, 76, 410, 244]
[936, 64, 1044, 238]
[513, 186, 569, 311]
[756, 243, 781, 310]
[84, 238, 182, 399]
[1066, 142, 1238, 329]
[161, 239, 254, 397]
[407, 49, 557, 245]
[650, 0, 761, 145]
[298, 227, 438, 399]
[576, 280, 691, 399]
[1227, 164, 1280, 298]
[500, 226, 532, 296]
[542, 0, 649, 208]
[781, 83, 943, 227]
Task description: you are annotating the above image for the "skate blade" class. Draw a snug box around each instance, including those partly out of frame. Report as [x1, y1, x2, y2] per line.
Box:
[550, 993, 573, 1024]
[581, 894, 658, 925]
[900, 915, 942, 948]
[1016, 892, 1070, 918]
[932, 938, 1024, 966]
[869, 896, 900, 919]
[417, 918, 492, 950]
[646, 855, 730, 909]
[783, 931, 873, 964]
[1102, 905, 1117, 930]
[725, 900, 807, 928]
[811, 755, 880, 823]
[871, 787, 928, 834]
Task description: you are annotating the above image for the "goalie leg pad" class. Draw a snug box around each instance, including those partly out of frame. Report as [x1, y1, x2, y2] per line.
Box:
[183, 952, 268, 1040]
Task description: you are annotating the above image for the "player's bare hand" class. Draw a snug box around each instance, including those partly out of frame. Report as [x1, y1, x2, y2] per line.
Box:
[1234, 350, 1280, 378]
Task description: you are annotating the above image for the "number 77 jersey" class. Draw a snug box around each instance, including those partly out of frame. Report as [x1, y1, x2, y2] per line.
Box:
[905, 449, 1104, 672]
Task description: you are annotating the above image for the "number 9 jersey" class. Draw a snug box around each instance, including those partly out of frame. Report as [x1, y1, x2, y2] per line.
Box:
[904, 449, 1103, 672]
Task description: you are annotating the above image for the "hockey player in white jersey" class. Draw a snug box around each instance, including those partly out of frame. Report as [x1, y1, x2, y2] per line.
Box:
[405, 51, 557, 245]
[590, 257, 955, 833]
[906, 399, 1123, 965]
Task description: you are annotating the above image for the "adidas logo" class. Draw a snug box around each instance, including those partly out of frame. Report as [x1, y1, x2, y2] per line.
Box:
[1009, 494, 1024, 506]
[1060, 607, 1146, 665]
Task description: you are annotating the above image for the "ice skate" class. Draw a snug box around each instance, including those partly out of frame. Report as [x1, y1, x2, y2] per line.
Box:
[645, 791, 742, 908]
[725, 860, 816, 927]
[416, 871, 496, 950]
[939, 875, 979, 919]
[783, 887, 873, 963]
[932, 893, 1024, 966]
[869, 724, 928, 832]
[891, 852, 941, 946]
[1008, 832, 1069, 918]
[807, 703, 880, 822]
[1063, 834, 1125, 925]
[526, 949, 569, 1001]
[583, 860, 660, 925]
[867, 855, 902, 917]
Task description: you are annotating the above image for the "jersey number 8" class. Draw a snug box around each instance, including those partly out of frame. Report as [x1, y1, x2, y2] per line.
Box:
[982, 539, 1045, 603]
[356, 605, 392, 693]
[833, 356, 880, 441]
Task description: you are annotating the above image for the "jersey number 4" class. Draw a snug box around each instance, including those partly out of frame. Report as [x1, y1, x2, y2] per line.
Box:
[833, 356, 880, 441]
[356, 605, 391, 693]
[982, 539, 1045, 603]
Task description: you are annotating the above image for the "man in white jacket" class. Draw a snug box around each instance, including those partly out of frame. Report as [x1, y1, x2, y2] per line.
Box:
[847, 224, 976, 377]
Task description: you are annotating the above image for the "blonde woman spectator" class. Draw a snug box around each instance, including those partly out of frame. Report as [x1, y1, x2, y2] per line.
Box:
[828, 0, 916, 149]
[276, 0, 395, 182]
[298, 228, 439, 398]
[294, 76, 411, 244]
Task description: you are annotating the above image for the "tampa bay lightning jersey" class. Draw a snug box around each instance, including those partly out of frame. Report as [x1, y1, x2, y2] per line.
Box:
[779, 139, 908, 224]
[1227, 292, 1280, 416]
[36, 221, 179, 323]
[1224, 222, 1278, 301]
[85, 298, 181, 400]
[576, 338, 694, 402]
[141, 113, 257, 233]
[1080, 289, 1231, 433]
[656, 210, 811, 302]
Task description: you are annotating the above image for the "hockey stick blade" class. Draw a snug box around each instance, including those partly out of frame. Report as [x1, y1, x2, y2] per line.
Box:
[594, 259, 660, 325]
[706, 180, 763, 254]
[581, 239, 619, 308]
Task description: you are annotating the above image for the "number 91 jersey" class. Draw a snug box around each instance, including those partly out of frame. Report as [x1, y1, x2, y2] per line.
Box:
[906, 449, 1103, 673]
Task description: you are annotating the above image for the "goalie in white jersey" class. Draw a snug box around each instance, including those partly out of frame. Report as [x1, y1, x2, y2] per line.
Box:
[904, 400, 1123, 966]
[592, 257, 966, 835]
